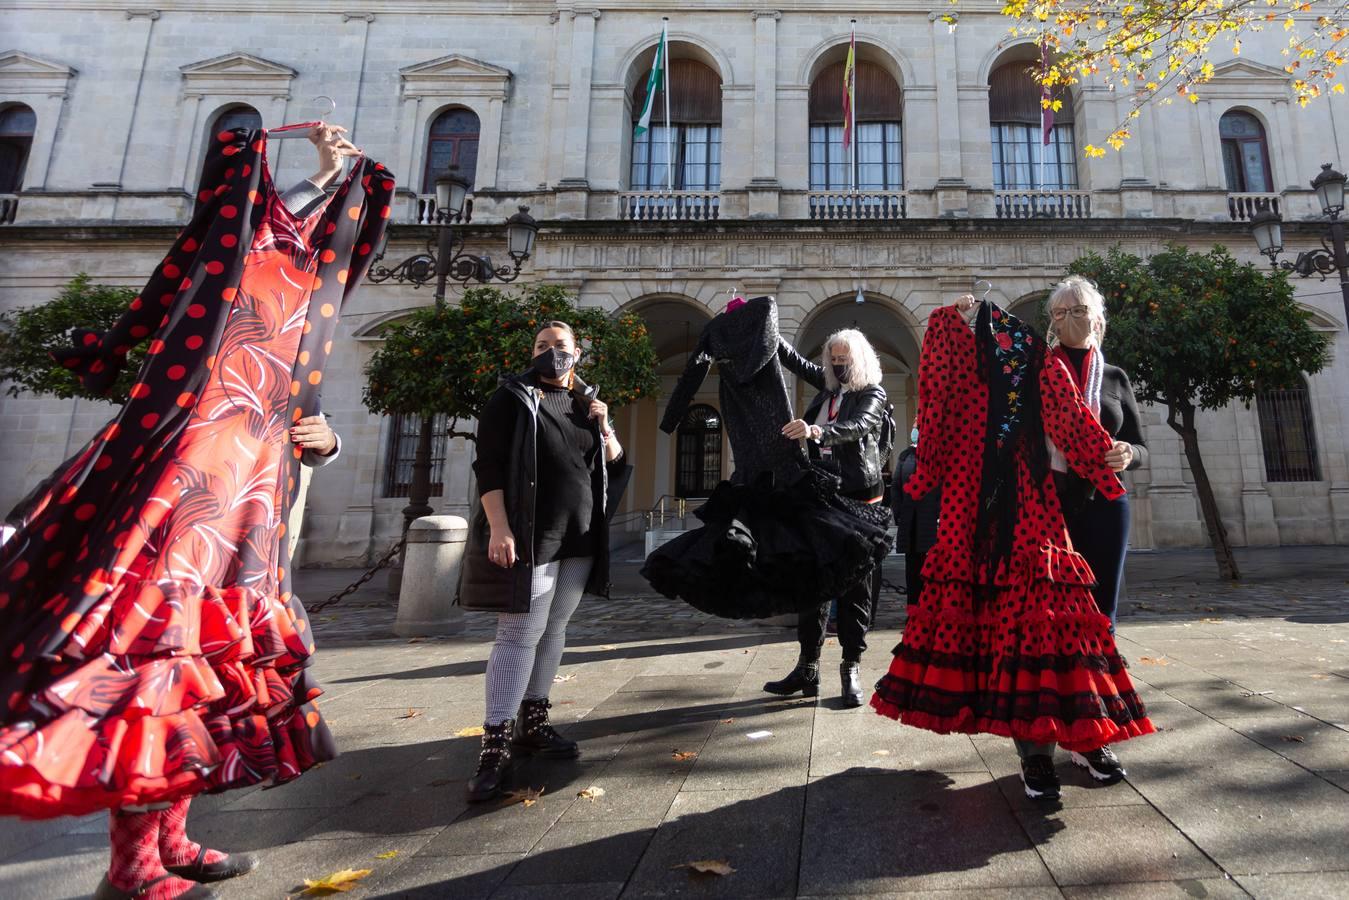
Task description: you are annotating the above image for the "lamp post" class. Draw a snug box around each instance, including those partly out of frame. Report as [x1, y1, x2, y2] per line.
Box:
[1249, 162, 1349, 333]
[368, 168, 539, 596]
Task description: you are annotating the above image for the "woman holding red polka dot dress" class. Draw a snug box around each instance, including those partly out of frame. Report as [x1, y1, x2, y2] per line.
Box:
[871, 293, 1154, 803]
[0, 125, 394, 898]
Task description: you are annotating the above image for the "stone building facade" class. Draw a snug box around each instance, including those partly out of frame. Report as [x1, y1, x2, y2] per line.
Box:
[1, 1, 1347, 566]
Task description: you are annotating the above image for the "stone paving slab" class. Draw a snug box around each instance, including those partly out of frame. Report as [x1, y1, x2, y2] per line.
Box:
[4, 547, 1349, 899]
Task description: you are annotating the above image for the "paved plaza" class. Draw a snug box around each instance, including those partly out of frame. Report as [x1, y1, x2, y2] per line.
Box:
[2, 546, 1347, 899]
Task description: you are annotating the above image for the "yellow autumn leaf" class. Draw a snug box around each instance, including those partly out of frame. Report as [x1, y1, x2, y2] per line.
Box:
[397, 708, 421, 720]
[674, 859, 736, 876]
[577, 785, 606, 801]
[672, 750, 699, 762]
[1084, 145, 1107, 158]
[375, 850, 400, 860]
[503, 786, 545, 807]
[1335, 84, 1346, 94]
[454, 726, 484, 738]
[302, 868, 373, 895]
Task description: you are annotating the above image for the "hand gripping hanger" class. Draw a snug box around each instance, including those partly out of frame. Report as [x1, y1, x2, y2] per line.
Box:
[267, 95, 339, 139]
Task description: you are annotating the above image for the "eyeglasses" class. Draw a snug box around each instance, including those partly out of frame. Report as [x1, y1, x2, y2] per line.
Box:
[1050, 305, 1090, 321]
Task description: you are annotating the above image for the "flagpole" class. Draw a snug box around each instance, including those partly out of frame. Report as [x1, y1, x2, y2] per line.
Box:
[850, 20, 858, 195]
[663, 17, 672, 194]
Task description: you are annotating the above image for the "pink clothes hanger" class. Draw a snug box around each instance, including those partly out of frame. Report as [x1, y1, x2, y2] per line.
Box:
[267, 96, 339, 140]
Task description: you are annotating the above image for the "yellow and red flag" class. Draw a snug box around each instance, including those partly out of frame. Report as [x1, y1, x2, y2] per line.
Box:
[842, 23, 857, 153]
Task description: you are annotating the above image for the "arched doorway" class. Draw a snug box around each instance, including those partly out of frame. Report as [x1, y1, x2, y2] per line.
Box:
[792, 295, 922, 482]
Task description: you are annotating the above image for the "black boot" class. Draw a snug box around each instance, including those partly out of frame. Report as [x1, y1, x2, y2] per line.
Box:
[466, 719, 514, 803]
[512, 698, 580, 759]
[763, 663, 820, 697]
[840, 661, 864, 707]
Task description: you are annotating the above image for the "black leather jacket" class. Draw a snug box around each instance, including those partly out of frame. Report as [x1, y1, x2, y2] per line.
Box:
[777, 339, 888, 497]
[458, 371, 616, 612]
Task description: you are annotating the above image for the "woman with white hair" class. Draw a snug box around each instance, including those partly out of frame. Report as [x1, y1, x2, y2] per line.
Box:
[1034, 275, 1148, 785]
[767, 329, 893, 706]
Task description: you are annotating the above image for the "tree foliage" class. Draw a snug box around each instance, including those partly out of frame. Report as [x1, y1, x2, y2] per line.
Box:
[1068, 244, 1330, 578]
[0, 274, 141, 403]
[362, 284, 660, 435]
[990, 0, 1348, 156]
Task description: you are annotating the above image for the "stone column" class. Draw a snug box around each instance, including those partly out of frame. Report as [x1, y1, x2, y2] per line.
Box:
[395, 515, 468, 636]
[929, 12, 967, 215]
[556, 8, 600, 218]
[477, 96, 505, 192]
[748, 9, 781, 218]
[1233, 404, 1279, 545]
[26, 91, 67, 190]
[169, 94, 202, 192]
[1118, 97, 1155, 216]
[1194, 99, 1223, 189]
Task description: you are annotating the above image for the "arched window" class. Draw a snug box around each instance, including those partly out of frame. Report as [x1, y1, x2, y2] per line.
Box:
[631, 58, 722, 191]
[0, 104, 37, 193]
[675, 404, 722, 497]
[424, 107, 480, 193]
[1220, 111, 1273, 193]
[809, 60, 902, 190]
[1257, 379, 1321, 482]
[211, 104, 262, 136]
[989, 61, 1077, 190]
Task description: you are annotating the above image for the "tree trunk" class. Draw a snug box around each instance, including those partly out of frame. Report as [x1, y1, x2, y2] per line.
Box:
[1167, 404, 1241, 581]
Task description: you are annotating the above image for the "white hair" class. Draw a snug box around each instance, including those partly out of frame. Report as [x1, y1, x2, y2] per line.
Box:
[1046, 274, 1107, 348]
[821, 328, 884, 390]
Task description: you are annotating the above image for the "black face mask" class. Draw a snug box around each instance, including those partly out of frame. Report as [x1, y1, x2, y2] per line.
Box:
[832, 364, 850, 382]
[532, 347, 575, 379]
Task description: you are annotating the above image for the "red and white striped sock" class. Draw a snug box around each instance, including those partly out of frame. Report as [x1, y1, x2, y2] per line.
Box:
[157, 798, 227, 867]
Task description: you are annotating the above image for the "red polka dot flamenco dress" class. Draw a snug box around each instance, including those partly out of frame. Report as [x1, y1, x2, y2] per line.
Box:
[0, 128, 394, 818]
[871, 303, 1154, 751]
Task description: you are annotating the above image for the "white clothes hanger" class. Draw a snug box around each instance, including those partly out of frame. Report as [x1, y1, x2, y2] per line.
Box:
[267, 95, 340, 140]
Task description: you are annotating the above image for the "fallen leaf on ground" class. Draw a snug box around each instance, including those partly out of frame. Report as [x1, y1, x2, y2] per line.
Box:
[577, 786, 606, 801]
[1138, 656, 1169, 666]
[872, 749, 891, 756]
[302, 868, 372, 894]
[1200, 617, 1224, 624]
[503, 786, 544, 807]
[1309, 673, 1330, 679]
[375, 850, 399, 860]
[397, 708, 421, 719]
[673, 859, 735, 876]
[553, 673, 577, 683]
[454, 726, 484, 738]
[672, 750, 698, 762]
[600, 645, 618, 651]
[720, 718, 736, 724]
[1282, 734, 1307, 743]
[407, 637, 427, 644]
[1242, 690, 1274, 697]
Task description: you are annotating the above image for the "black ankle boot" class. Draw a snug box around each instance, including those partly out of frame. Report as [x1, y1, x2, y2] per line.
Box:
[512, 698, 579, 759]
[466, 719, 514, 802]
[763, 664, 820, 697]
[840, 662, 863, 707]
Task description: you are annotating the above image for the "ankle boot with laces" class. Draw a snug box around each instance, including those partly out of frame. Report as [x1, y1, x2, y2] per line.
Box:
[512, 698, 579, 759]
[466, 719, 514, 803]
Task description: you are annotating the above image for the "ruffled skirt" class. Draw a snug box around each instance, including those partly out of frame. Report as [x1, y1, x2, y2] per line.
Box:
[642, 469, 892, 619]
[0, 576, 332, 819]
[870, 548, 1154, 751]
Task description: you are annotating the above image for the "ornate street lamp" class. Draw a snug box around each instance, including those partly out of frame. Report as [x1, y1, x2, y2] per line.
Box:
[1250, 163, 1349, 333]
[368, 168, 540, 596]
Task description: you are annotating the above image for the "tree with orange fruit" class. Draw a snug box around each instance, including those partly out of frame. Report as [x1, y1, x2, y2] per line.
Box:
[1068, 244, 1329, 579]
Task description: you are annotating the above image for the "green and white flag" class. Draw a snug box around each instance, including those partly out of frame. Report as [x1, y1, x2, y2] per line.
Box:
[634, 22, 668, 137]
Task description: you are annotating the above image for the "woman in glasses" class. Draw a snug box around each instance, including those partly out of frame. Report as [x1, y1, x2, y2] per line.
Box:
[1038, 275, 1148, 784]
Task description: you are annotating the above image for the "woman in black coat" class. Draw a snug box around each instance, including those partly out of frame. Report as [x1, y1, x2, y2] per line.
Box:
[458, 322, 625, 802]
[892, 417, 940, 607]
[767, 328, 893, 706]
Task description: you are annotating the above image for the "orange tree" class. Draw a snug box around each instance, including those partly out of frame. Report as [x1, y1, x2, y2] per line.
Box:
[1068, 244, 1329, 580]
[362, 283, 659, 441]
[0, 274, 141, 403]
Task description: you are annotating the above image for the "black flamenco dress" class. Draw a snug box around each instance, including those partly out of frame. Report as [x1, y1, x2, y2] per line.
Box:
[640, 297, 891, 619]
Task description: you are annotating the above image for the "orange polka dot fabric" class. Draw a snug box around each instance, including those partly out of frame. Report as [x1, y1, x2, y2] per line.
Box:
[871, 305, 1155, 752]
[0, 128, 395, 819]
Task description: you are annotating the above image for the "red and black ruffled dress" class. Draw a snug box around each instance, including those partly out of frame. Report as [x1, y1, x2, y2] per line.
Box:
[0, 128, 395, 818]
[871, 303, 1154, 752]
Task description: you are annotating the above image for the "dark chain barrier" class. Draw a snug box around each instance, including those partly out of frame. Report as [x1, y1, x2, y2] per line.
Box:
[305, 537, 406, 614]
